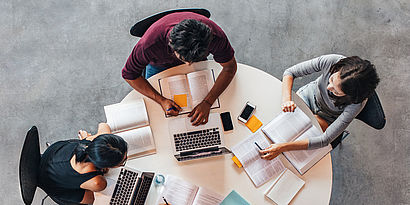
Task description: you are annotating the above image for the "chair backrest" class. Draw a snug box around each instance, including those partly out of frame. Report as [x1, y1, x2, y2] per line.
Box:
[130, 8, 211, 37]
[355, 91, 386, 130]
[19, 126, 41, 205]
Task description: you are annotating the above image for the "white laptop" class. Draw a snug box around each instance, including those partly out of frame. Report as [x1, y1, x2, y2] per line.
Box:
[168, 113, 231, 161]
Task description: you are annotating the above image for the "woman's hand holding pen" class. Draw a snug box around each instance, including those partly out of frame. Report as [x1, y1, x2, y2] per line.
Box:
[259, 144, 283, 160]
[160, 98, 181, 116]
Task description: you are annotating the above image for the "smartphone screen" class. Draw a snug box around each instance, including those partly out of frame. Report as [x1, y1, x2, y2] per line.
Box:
[239, 104, 255, 121]
[220, 112, 234, 131]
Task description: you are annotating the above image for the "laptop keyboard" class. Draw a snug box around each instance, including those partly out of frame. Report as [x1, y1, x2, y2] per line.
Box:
[132, 172, 154, 205]
[110, 168, 138, 205]
[174, 127, 221, 152]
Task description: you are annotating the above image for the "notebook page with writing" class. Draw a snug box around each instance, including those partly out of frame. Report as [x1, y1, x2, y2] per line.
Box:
[104, 99, 149, 133]
[186, 69, 219, 108]
[232, 131, 286, 187]
[262, 108, 311, 143]
[192, 187, 224, 205]
[157, 175, 199, 205]
[159, 74, 193, 113]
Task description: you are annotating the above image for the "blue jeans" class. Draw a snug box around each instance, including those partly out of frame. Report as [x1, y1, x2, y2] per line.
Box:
[145, 64, 168, 79]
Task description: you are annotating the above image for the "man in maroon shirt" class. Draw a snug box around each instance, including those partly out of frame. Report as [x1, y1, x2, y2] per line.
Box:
[122, 12, 237, 125]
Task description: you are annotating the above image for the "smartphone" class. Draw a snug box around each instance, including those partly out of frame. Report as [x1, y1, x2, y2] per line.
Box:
[220, 112, 234, 131]
[238, 102, 256, 123]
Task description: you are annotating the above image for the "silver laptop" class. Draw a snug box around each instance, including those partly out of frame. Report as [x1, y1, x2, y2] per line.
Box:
[168, 113, 231, 161]
[96, 167, 155, 205]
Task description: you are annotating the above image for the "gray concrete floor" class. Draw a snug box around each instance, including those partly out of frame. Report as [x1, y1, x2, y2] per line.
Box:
[1, 0, 409, 204]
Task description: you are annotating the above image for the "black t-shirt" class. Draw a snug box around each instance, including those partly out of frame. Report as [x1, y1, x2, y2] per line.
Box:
[38, 139, 103, 203]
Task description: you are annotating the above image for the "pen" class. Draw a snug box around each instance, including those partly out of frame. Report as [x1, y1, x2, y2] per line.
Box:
[166, 106, 177, 111]
[162, 197, 169, 205]
[254, 142, 263, 150]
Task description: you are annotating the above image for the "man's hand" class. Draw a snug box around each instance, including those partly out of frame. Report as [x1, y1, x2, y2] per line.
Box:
[188, 100, 211, 126]
[281, 100, 297, 112]
[259, 144, 283, 160]
[160, 98, 182, 116]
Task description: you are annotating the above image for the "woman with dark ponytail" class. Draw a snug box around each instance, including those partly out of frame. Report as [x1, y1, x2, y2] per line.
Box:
[38, 123, 128, 204]
[260, 54, 380, 160]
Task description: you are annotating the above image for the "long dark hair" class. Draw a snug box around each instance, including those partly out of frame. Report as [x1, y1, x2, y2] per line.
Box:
[329, 56, 380, 107]
[74, 134, 128, 169]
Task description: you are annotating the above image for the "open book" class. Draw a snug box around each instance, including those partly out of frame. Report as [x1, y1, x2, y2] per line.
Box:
[158, 69, 220, 116]
[264, 168, 305, 205]
[261, 108, 332, 175]
[104, 98, 156, 159]
[156, 175, 224, 205]
[231, 131, 286, 187]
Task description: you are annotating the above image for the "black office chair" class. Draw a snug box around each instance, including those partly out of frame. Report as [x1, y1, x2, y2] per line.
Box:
[130, 8, 211, 37]
[19, 126, 80, 205]
[355, 91, 386, 130]
[19, 126, 41, 205]
[331, 91, 386, 148]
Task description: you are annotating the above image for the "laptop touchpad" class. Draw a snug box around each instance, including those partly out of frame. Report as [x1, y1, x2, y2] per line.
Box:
[184, 118, 207, 131]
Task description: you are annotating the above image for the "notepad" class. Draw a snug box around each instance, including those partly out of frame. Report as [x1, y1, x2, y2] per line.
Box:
[220, 190, 250, 205]
[158, 69, 220, 116]
[231, 131, 285, 187]
[264, 169, 305, 205]
[156, 175, 224, 205]
[261, 108, 331, 174]
[245, 115, 262, 133]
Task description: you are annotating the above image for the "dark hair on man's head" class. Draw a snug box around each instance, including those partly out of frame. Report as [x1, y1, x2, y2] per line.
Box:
[330, 56, 380, 106]
[169, 19, 212, 63]
[75, 134, 128, 169]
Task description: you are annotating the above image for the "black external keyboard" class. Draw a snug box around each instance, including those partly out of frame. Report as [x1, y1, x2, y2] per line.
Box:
[110, 169, 138, 205]
[173, 127, 221, 152]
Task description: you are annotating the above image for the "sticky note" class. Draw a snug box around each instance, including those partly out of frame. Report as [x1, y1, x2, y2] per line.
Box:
[232, 156, 243, 168]
[245, 115, 263, 133]
[173, 94, 188, 108]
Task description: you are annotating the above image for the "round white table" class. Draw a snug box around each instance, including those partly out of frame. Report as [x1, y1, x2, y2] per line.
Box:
[121, 60, 332, 205]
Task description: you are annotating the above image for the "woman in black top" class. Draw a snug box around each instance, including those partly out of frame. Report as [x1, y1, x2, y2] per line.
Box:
[38, 123, 128, 204]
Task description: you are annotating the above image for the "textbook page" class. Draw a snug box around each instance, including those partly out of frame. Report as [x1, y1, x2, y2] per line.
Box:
[284, 127, 331, 174]
[160, 74, 193, 113]
[104, 99, 149, 133]
[186, 69, 219, 108]
[115, 126, 156, 158]
[265, 169, 305, 205]
[157, 175, 199, 205]
[232, 131, 286, 187]
[192, 187, 224, 205]
[262, 108, 312, 143]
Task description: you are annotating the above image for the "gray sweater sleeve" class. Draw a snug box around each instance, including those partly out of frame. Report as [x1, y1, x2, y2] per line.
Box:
[308, 100, 366, 149]
[283, 54, 345, 78]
